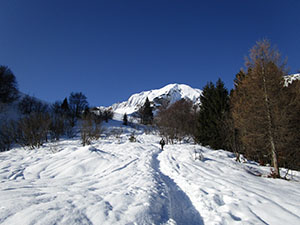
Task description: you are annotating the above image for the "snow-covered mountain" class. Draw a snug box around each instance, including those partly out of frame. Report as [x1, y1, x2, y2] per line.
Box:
[284, 73, 300, 86]
[110, 83, 202, 115]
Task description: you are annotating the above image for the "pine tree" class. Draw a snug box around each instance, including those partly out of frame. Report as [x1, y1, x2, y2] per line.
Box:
[139, 97, 153, 125]
[197, 78, 229, 149]
[0, 65, 19, 103]
[61, 97, 69, 113]
[123, 113, 128, 126]
[231, 40, 286, 177]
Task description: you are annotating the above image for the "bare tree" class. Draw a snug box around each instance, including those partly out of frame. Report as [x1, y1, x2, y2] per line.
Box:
[155, 99, 197, 143]
[18, 95, 48, 115]
[80, 113, 102, 146]
[69, 92, 88, 121]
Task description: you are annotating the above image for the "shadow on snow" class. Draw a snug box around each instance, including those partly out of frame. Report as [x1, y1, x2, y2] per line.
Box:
[150, 150, 204, 225]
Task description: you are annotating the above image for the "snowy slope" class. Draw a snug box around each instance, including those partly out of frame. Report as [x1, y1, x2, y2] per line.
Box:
[1, 120, 300, 225]
[110, 84, 202, 115]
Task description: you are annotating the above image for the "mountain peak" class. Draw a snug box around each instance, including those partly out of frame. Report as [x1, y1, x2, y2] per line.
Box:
[284, 73, 300, 86]
[110, 83, 202, 115]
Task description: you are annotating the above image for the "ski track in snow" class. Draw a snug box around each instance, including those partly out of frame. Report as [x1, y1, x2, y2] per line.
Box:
[151, 148, 203, 225]
[158, 145, 300, 225]
[0, 121, 300, 225]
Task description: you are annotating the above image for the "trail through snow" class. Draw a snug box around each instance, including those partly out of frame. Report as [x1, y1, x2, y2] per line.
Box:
[0, 121, 300, 225]
[151, 149, 203, 225]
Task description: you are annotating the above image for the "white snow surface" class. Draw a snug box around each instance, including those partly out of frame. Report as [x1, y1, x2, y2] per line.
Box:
[1, 120, 300, 225]
[284, 73, 300, 86]
[110, 84, 202, 115]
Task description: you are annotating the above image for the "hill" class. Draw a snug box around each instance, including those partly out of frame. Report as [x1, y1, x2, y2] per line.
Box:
[0, 118, 299, 225]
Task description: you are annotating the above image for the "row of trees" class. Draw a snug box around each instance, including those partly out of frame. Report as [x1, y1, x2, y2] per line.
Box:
[0, 68, 114, 150]
[1, 40, 299, 176]
[0, 92, 88, 150]
[196, 40, 299, 176]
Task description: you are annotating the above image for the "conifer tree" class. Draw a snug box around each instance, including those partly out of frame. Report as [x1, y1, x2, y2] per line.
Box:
[123, 113, 128, 126]
[0, 65, 19, 103]
[231, 40, 287, 177]
[61, 97, 69, 113]
[139, 97, 153, 125]
[197, 78, 229, 149]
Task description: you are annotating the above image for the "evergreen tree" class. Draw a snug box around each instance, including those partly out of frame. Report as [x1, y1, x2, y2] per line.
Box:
[0, 65, 19, 103]
[280, 80, 300, 171]
[139, 97, 153, 125]
[61, 97, 69, 113]
[123, 113, 128, 126]
[197, 78, 229, 149]
[231, 40, 287, 177]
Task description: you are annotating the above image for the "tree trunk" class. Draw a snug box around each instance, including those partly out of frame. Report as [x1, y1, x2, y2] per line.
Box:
[262, 63, 280, 178]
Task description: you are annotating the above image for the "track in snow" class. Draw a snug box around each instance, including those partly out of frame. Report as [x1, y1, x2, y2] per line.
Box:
[150, 149, 203, 225]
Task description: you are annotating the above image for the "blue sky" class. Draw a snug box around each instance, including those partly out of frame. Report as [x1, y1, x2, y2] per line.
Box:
[0, 0, 299, 106]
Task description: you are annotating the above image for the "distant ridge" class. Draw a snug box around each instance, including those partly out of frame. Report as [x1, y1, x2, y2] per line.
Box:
[108, 83, 202, 115]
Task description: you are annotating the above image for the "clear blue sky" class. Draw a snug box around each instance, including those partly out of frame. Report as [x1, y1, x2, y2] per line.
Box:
[0, 0, 299, 106]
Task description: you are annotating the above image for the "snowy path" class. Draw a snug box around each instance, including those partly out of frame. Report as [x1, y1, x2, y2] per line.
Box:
[159, 144, 300, 225]
[151, 149, 203, 225]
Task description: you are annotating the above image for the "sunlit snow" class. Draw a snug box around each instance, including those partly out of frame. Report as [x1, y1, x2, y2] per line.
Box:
[0, 118, 299, 225]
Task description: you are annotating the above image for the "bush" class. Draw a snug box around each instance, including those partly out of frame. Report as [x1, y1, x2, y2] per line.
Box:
[129, 132, 136, 142]
[0, 120, 17, 151]
[49, 115, 65, 141]
[80, 113, 102, 146]
[16, 112, 51, 149]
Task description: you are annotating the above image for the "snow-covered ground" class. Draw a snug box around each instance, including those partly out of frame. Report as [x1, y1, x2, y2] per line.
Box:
[0, 120, 300, 225]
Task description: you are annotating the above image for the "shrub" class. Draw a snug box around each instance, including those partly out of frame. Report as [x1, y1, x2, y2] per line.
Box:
[0, 120, 17, 151]
[80, 114, 102, 146]
[16, 112, 51, 149]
